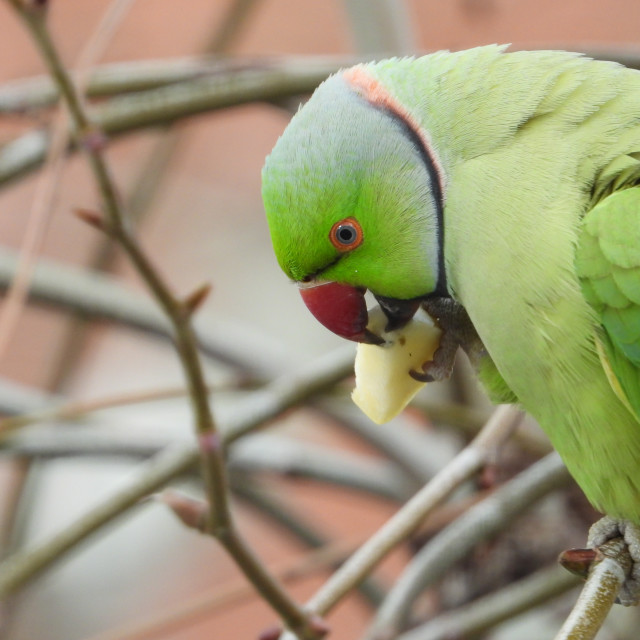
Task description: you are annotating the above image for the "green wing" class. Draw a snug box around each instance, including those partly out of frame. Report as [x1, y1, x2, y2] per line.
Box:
[576, 177, 640, 420]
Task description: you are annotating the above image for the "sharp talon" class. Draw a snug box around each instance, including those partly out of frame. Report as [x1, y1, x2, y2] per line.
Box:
[409, 367, 435, 382]
[362, 328, 386, 345]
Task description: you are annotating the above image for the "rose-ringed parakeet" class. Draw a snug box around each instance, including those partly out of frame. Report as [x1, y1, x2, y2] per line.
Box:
[262, 45, 640, 603]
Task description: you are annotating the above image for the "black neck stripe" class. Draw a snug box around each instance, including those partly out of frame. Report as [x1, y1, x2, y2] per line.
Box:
[380, 107, 447, 297]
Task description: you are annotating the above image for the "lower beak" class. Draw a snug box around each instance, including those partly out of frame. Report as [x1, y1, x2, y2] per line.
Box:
[298, 281, 420, 344]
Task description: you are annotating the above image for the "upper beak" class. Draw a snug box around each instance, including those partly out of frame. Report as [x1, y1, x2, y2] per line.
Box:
[298, 281, 421, 344]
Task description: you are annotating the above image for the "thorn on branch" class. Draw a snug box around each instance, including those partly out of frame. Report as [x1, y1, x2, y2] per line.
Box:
[73, 207, 109, 232]
[183, 282, 213, 315]
[157, 489, 208, 533]
[258, 625, 283, 640]
[559, 547, 599, 579]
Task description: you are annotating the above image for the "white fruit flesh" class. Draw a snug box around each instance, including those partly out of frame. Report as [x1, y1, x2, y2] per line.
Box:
[351, 307, 442, 424]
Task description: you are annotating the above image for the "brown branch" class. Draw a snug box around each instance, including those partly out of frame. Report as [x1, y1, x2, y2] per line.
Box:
[4, 3, 325, 637]
[0, 347, 353, 598]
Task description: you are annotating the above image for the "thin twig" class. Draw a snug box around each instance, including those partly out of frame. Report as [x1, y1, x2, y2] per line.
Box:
[275, 404, 523, 640]
[0, 0, 135, 362]
[395, 565, 579, 640]
[47, 0, 263, 389]
[0, 346, 352, 601]
[365, 452, 571, 640]
[5, 5, 324, 637]
[0, 56, 352, 186]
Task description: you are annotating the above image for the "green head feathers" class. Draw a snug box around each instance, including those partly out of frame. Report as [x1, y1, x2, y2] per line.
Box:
[262, 70, 443, 299]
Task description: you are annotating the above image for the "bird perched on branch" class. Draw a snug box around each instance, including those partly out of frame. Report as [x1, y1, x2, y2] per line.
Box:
[262, 45, 640, 604]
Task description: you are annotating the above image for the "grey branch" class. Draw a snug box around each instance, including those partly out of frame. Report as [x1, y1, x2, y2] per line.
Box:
[396, 565, 579, 640]
[0, 346, 353, 597]
[0, 56, 353, 186]
[0, 246, 285, 377]
[365, 452, 571, 639]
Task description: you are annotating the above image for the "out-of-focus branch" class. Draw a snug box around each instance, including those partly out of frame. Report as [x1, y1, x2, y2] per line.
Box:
[342, 0, 415, 55]
[5, 5, 328, 637]
[0, 345, 353, 599]
[276, 405, 523, 640]
[365, 452, 571, 640]
[0, 246, 286, 376]
[0, 55, 352, 114]
[0, 55, 353, 186]
[0, 427, 414, 502]
[395, 564, 579, 640]
[313, 398, 461, 487]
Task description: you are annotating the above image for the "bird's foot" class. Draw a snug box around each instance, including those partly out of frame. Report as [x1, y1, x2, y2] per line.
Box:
[588, 516, 640, 606]
[409, 330, 458, 382]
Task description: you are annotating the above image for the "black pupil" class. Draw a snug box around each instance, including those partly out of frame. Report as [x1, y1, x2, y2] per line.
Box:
[337, 225, 356, 244]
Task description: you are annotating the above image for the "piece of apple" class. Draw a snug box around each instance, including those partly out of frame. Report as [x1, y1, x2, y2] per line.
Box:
[351, 307, 442, 424]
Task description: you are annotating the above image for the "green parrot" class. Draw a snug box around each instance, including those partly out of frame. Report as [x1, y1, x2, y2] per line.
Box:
[262, 45, 640, 602]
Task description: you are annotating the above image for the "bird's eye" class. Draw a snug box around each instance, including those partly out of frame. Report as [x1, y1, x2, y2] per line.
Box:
[329, 217, 363, 251]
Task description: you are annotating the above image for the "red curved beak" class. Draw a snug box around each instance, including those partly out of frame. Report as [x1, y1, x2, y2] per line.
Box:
[299, 281, 384, 345]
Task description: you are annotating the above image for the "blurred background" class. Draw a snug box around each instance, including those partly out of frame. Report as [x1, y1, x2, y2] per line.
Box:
[1, 1, 640, 639]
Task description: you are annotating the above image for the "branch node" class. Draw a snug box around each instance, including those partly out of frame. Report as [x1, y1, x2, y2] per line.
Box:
[308, 614, 330, 637]
[78, 124, 108, 152]
[198, 430, 222, 453]
[183, 282, 213, 315]
[559, 547, 599, 579]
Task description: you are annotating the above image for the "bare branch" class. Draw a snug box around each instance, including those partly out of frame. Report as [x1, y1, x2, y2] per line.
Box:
[395, 565, 579, 640]
[0, 56, 353, 186]
[365, 452, 570, 639]
[3, 5, 331, 635]
[555, 538, 631, 640]
[283, 404, 523, 635]
[0, 346, 352, 599]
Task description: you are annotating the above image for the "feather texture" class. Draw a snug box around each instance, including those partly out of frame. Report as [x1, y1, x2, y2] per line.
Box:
[263, 46, 640, 521]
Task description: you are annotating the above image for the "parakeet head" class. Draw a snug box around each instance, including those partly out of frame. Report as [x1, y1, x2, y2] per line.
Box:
[262, 69, 446, 343]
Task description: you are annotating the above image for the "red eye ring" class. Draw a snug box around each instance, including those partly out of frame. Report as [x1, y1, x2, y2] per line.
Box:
[329, 217, 363, 252]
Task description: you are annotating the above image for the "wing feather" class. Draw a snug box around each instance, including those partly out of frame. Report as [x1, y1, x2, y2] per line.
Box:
[577, 183, 640, 417]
